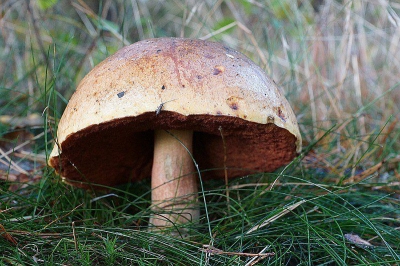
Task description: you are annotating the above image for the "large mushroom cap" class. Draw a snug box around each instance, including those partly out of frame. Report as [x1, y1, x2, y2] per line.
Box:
[49, 37, 301, 187]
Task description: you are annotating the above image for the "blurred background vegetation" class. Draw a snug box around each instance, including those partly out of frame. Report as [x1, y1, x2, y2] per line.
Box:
[1, 0, 399, 264]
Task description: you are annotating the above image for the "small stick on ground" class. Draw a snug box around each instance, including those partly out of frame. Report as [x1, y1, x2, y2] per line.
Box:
[72, 221, 78, 251]
[245, 199, 307, 235]
[245, 245, 275, 266]
[44, 203, 83, 229]
[200, 245, 275, 258]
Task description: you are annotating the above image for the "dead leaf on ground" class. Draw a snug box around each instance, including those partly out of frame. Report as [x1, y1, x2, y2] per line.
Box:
[342, 161, 384, 185]
[0, 223, 18, 246]
[2, 172, 42, 192]
[344, 233, 373, 248]
[0, 128, 35, 152]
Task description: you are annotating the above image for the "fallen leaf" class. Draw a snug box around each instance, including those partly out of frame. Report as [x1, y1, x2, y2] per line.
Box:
[0, 223, 18, 246]
[0, 129, 34, 152]
[6, 173, 42, 192]
[343, 161, 383, 185]
[344, 233, 373, 248]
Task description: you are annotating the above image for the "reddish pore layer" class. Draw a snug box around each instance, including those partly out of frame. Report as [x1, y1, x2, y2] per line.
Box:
[49, 111, 297, 188]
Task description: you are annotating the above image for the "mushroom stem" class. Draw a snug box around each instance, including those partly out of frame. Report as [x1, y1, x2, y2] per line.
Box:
[150, 129, 199, 229]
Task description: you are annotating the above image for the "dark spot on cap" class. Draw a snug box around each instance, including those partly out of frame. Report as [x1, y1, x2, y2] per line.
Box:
[156, 49, 162, 53]
[117, 91, 125, 98]
[224, 46, 232, 52]
[230, 103, 239, 110]
[197, 75, 203, 79]
[226, 96, 243, 111]
[277, 107, 286, 122]
[213, 65, 225, 75]
[161, 85, 166, 90]
[267, 115, 275, 123]
[216, 111, 222, 115]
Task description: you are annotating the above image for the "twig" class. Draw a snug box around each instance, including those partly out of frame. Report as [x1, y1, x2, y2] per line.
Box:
[200, 245, 275, 258]
[245, 199, 307, 235]
[0, 148, 30, 175]
[43, 203, 84, 229]
[72, 221, 78, 251]
[245, 245, 273, 266]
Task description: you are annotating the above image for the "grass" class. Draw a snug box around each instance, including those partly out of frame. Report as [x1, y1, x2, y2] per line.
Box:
[1, 0, 399, 264]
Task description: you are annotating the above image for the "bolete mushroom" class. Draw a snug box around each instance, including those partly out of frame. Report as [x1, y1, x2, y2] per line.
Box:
[49, 38, 301, 229]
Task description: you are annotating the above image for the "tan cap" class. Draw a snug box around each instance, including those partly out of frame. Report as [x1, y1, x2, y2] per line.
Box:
[49, 38, 301, 187]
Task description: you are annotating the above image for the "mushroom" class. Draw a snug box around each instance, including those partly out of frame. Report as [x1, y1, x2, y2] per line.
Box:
[49, 38, 301, 229]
